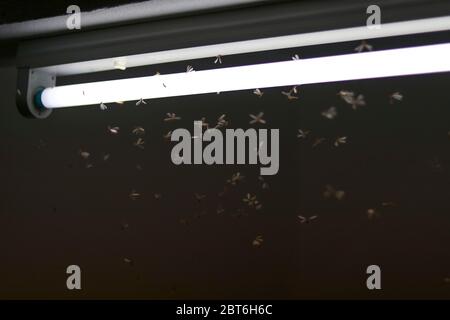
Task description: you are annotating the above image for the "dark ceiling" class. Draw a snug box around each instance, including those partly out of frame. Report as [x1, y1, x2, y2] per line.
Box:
[0, 0, 145, 24]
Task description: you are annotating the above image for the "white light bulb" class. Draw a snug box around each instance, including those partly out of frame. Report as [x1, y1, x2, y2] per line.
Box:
[40, 43, 450, 109]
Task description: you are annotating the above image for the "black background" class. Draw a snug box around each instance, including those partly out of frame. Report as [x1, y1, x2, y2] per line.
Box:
[0, 1, 449, 300]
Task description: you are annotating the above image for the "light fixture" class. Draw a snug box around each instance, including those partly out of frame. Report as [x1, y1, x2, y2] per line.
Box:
[37, 43, 450, 109]
[15, 8, 450, 118]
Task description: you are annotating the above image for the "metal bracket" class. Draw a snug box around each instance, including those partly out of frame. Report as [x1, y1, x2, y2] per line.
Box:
[16, 68, 56, 119]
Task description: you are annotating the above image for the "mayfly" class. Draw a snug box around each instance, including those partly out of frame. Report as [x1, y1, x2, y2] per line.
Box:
[321, 106, 337, 120]
[132, 126, 145, 135]
[252, 235, 264, 247]
[312, 137, 326, 148]
[297, 129, 310, 139]
[367, 208, 379, 220]
[154, 193, 162, 200]
[258, 176, 270, 190]
[164, 113, 181, 122]
[79, 149, 90, 160]
[107, 126, 120, 135]
[323, 184, 345, 200]
[133, 138, 145, 149]
[337, 90, 355, 104]
[249, 112, 266, 125]
[129, 190, 140, 200]
[389, 91, 403, 104]
[136, 98, 147, 106]
[199, 117, 209, 129]
[281, 86, 299, 100]
[215, 114, 228, 129]
[227, 172, 245, 186]
[334, 136, 347, 147]
[351, 94, 366, 110]
[253, 88, 264, 98]
[194, 193, 206, 202]
[214, 55, 223, 64]
[297, 216, 319, 223]
[163, 131, 173, 141]
[113, 60, 127, 71]
[216, 204, 225, 214]
[243, 193, 260, 208]
[354, 40, 373, 52]
[298, 215, 318, 224]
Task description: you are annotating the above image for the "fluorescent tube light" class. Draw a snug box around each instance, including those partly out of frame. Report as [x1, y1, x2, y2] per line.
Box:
[38, 43, 450, 109]
[34, 16, 450, 77]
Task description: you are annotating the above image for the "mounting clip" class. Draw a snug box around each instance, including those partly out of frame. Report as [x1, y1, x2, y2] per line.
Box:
[16, 68, 56, 119]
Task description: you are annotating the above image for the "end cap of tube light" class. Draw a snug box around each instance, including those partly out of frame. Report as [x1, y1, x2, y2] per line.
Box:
[34, 88, 46, 109]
